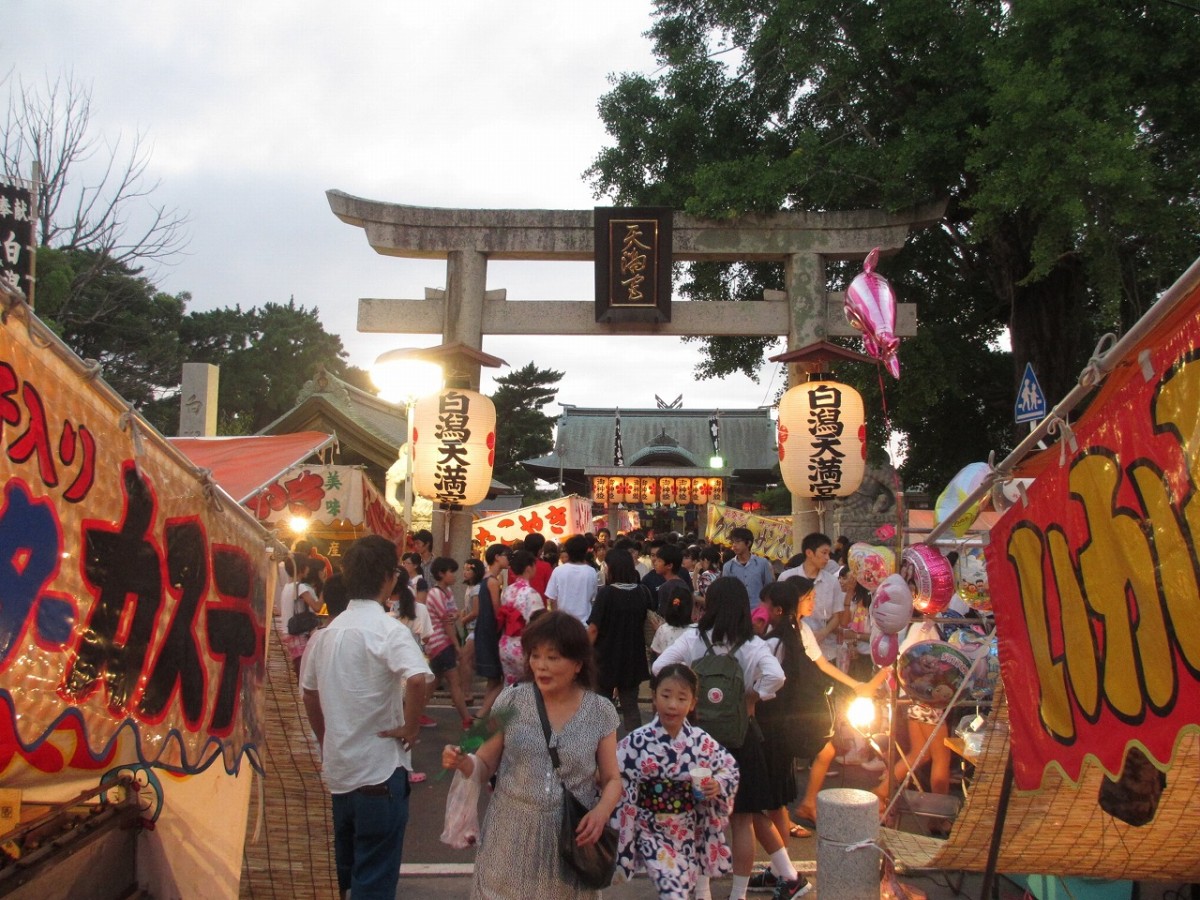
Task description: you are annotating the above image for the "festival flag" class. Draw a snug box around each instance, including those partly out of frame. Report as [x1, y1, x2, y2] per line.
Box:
[709, 413, 720, 454]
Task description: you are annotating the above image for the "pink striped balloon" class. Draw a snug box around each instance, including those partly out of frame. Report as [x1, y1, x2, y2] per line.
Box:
[844, 247, 900, 379]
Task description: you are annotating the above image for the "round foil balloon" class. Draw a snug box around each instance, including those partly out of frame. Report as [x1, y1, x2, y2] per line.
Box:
[844, 247, 900, 379]
[948, 631, 1001, 700]
[953, 546, 991, 612]
[871, 573, 914, 634]
[897, 641, 972, 708]
[848, 542, 895, 592]
[871, 629, 899, 667]
[901, 544, 956, 616]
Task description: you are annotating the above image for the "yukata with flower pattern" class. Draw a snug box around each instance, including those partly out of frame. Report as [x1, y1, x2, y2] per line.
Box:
[613, 718, 738, 898]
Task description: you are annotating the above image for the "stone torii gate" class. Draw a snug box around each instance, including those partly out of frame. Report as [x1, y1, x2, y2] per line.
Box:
[327, 189, 942, 558]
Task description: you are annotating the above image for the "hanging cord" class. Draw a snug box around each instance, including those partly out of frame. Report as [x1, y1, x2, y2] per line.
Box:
[197, 468, 226, 513]
[118, 403, 149, 479]
[1078, 333, 1119, 389]
[1045, 415, 1079, 466]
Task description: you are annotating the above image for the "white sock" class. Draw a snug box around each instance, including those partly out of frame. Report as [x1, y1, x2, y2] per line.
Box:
[770, 847, 798, 881]
[729, 874, 750, 899]
[694, 874, 712, 900]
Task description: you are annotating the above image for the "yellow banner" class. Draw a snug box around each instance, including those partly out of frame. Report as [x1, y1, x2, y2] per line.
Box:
[705, 503, 793, 562]
[0, 302, 274, 782]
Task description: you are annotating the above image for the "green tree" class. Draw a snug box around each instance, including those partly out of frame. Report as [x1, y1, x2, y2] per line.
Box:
[490, 363, 564, 501]
[165, 299, 363, 434]
[588, 0, 1200, 490]
[35, 247, 186, 413]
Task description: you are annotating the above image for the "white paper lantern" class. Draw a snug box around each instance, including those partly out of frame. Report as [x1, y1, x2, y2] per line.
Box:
[412, 388, 496, 508]
[777, 378, 867, 499]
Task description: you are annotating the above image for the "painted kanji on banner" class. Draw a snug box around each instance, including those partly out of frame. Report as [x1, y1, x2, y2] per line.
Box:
[705, 503, 793, 563]
[245, 464, 405, 543]
[986, 272, 1200, 790]
[0, 301, 273, 783]
[473, 495, 593, 546]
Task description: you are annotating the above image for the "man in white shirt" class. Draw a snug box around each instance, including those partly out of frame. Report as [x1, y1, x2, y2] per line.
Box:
[545, 534, 598, 623]
[779, 532, 844, 661]
[301, 535, 433, 900]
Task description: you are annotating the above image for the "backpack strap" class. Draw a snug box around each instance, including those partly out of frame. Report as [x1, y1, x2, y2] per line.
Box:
[699, 629, 717, 656]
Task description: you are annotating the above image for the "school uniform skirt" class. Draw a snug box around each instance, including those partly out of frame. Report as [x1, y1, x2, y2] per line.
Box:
[728, 718, 775, 813]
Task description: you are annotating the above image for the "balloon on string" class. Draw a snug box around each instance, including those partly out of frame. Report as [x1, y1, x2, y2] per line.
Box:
[844, 246, 900, 379]
[948, 631, 1001, 700]
[934, 462, 991, 537]
[871, 573, 914, 634]
[901, 544, 956, 616]
[848, 542, 895, 592]
[871, 628, 899, 667]
[897, 640, 973, 708]
[953, 546, 991, 612]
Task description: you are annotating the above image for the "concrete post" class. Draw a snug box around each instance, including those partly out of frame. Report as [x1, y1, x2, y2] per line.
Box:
[179, 363, 219, 437]
[786, 252, 827, 551]
[816, 787, 880, 898]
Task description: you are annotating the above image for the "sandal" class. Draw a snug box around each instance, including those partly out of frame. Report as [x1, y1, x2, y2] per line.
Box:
[788, 823, 813, 838]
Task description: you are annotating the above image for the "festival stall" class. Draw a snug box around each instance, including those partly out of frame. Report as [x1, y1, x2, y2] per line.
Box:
[880, 257, 1200, 885]
[0, 288, 281, 897]
[242, 463, 405, 554]
[472, 494, 594, 547]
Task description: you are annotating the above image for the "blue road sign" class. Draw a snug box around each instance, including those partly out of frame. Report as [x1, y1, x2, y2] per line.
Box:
[1015, 362, 1047, 424]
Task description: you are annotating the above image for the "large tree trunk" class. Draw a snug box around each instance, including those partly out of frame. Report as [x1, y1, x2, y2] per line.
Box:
[1008, 257, 1091, 430]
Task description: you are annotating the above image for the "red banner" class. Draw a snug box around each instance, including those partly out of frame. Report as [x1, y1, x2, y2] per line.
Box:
[987, 275, 1200, 790]
[0, 300, 274, 783]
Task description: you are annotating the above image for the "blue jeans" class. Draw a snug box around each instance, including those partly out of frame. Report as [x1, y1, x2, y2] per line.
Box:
[331, 767, 410, 899]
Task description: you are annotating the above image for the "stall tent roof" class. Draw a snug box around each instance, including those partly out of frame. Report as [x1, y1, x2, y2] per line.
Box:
[170, 431, 337, 503]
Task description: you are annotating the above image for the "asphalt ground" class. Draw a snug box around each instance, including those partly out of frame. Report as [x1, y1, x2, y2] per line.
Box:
[390, 694, 1193, 899]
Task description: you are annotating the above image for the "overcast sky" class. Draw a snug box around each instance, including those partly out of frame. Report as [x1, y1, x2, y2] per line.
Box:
[8, 2, 783, 415]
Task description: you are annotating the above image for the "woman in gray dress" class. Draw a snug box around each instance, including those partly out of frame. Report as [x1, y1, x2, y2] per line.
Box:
[443, 610, 621, 898]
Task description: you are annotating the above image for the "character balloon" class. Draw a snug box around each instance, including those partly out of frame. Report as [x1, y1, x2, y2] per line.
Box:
[897, 641, 973, 708]
[848, 542, 895, 592]
[844, 246, 900, 378]
[954, 546, 991, 612]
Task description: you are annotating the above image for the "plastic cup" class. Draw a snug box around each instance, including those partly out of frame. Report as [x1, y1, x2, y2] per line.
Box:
[689, 766, 712, 801]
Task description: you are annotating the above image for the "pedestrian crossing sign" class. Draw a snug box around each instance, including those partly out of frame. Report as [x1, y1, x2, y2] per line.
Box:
[1015, 362, 1047, 424]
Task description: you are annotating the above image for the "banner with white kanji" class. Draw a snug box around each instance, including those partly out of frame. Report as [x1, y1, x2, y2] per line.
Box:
[473, 495, 593, 546]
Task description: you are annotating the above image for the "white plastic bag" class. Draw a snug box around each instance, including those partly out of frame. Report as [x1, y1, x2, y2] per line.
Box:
[440, 769, 482, 849]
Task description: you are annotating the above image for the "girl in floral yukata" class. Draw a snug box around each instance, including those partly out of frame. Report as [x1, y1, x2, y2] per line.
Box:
[613, 664, 739, 900]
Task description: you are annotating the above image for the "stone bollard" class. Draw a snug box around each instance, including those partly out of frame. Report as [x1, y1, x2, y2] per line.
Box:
[816, 787, 879, 899]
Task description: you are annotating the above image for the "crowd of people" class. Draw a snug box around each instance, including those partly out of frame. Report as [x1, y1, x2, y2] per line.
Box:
[288, 526, 953, 900]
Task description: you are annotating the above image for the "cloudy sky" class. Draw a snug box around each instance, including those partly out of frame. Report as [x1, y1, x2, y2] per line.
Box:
[8, 2, 784, 414]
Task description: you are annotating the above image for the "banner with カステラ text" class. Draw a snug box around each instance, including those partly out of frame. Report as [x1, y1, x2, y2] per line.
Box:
[0, 299, 273, 784]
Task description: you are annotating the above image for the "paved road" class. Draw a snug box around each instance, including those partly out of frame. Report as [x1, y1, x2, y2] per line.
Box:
[393, 698, 1184, 899]
[395, 698, 943, 897]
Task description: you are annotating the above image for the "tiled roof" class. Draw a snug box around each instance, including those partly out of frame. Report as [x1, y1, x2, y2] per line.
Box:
[523, 405, 777, 476]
